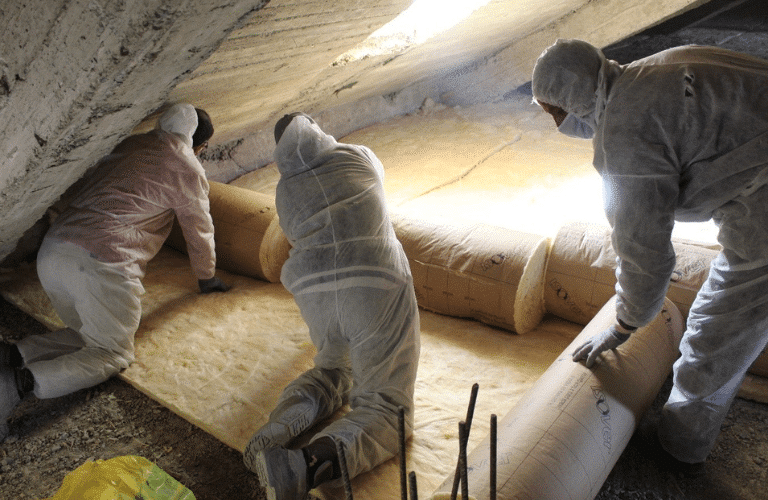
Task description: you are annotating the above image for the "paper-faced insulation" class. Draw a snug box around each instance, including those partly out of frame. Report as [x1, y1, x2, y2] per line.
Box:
[431, 296, 684, 500]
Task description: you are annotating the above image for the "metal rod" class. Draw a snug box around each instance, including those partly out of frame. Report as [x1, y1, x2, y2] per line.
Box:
[451, 383, 479, 499]
[459, 421, 469, 500]
[409, 470, 419, 500]
[399, 406, 408, 500]
[334, 438, 354, 500]
[490, 414, 497, 500]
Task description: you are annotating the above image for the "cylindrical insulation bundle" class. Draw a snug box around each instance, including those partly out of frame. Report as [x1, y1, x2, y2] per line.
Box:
[545, 222, 717, 323]
[543, 223, 615, 326]
[431, 295, 684, 500]
[165, 181, 291, 283]
[391, 213, 549, 334]
[544, 223, 768, 380]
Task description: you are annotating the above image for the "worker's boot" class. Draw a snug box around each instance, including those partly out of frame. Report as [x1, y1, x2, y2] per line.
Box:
[244, 394, 318, 467]
[1, 343, 34, 441]
[250, 446, 309, 500]
[303, 436, 340, 488]
[1, 344, 22, 441]
[248, 437, 340, 500]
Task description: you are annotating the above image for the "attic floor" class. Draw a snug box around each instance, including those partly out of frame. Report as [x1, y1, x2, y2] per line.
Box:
[2, 100, 767, 498]
[2, 294, 767, 500]
[4, 2, 768, 497]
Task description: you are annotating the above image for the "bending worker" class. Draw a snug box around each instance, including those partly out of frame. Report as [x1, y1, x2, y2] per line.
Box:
[532, 39, 768, 470]
[243, 112, 420, 499]
[1, 103, 229, 440]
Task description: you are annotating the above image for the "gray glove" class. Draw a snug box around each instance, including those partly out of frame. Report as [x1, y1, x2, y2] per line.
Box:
[572, 325, 632, 368]
[198, 276, 230, 294]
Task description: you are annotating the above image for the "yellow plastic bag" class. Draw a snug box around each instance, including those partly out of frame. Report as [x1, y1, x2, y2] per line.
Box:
[45, 455, 195, 500]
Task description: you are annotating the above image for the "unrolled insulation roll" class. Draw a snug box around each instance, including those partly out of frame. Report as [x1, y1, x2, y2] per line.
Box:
[431, 296, 684, 500]
[165, 181, 291, 283]
[391, 213, 549, 334]
[545, 222, 717, 324]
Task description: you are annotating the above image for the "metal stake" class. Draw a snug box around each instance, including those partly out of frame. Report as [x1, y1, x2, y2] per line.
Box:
[451, 383, 479, 499]
[490, 414, 497, 500]
[409, 470, 418, 500]
[459, 421, 469, 500]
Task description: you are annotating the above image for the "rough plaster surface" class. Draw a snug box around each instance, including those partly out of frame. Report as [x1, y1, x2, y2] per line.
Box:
[168, 0, 415, 145]
[439, 0, 712, 106]
[193, 0, 713, 182]
[0, 0, 708, 264]
[0, 0, 264, 262]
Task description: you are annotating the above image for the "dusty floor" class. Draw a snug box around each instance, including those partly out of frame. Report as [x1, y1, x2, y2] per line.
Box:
[2, 295, 767, 500]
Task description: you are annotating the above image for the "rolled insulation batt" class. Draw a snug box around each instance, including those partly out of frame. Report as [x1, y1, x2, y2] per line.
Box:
[543, 223, 768, 380]
[739, 374, 768, 404]
[391, 213, 549, 334]
[543, 223, 615, 326]
[166, 181, 291, 283]
[431, 295, 684, 500]
[545, 222, 718, 323]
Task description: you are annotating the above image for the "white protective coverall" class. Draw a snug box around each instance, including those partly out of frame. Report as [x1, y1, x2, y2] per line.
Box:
[273, 116, 420, 481]
[532, 39, 768, 463]
[19, 103, 217, 399]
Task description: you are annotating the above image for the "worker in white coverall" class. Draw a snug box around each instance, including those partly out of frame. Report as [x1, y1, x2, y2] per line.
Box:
[531, 38, 768, 471]
[242, 112, 420, 499]
[0, 103, 229, 440]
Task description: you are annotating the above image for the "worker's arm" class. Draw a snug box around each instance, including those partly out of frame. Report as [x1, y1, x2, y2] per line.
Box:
[605, 171, 678, 328]
[171, 154, 229, 292]
[573, 172, 676, 367]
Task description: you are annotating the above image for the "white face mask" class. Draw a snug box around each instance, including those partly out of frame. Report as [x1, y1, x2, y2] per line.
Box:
[557, 112, 595, 139]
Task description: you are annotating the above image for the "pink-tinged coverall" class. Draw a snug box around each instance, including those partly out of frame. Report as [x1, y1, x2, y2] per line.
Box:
[19, 104, 217, 399]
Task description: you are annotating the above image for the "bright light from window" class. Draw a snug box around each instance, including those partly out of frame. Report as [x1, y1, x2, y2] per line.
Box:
[333, 0, 492, 65]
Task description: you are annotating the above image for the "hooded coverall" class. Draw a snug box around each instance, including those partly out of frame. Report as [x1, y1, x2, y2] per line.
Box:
[18, 103, 217, 399]
[533, 39, 768, 463]
[273, 115, 420, 481]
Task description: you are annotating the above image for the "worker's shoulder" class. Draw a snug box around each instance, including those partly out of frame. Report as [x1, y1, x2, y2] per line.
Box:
[115, 130, 202, 174]
[113, 129, 179, 153]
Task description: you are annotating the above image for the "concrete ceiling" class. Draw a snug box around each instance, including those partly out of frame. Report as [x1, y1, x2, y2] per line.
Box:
[0, 0, 745, 265]
[163, 0, 714, 146]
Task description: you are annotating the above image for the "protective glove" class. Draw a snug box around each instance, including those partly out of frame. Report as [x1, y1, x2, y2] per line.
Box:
[198, 276, 230, 294]
[572, 324, 632, 368]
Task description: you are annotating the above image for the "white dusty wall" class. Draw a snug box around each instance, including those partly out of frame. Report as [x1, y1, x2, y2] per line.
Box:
[0, 0, 709, 264]
[0, 0, 267, 261]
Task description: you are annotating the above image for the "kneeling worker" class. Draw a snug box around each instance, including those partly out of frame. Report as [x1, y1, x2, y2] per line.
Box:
[243, 112, 421, 499]
[1, 103, 229, 440]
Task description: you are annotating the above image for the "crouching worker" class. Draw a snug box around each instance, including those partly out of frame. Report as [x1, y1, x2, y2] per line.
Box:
[1, 103, 229, 440]
[532, 39, 768, 472]
[243, 112, 421, 499]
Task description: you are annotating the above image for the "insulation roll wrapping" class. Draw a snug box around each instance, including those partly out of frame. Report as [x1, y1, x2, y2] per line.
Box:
[544, 222, 717, 324]
[543, 223, 615, 326]
[543, 222, 768, 380]
[391, 213, 549, 334]
[165, 181, 290, 283]
[431, 296, 684, 500]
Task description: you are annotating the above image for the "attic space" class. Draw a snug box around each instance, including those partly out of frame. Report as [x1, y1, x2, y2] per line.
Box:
[2, 1, 768, 500]
[2, 0, 758, 263]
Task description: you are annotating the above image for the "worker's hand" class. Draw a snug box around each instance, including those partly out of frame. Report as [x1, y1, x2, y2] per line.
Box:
[572, 325, 632, 368]
[198, 276, 230, 294]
